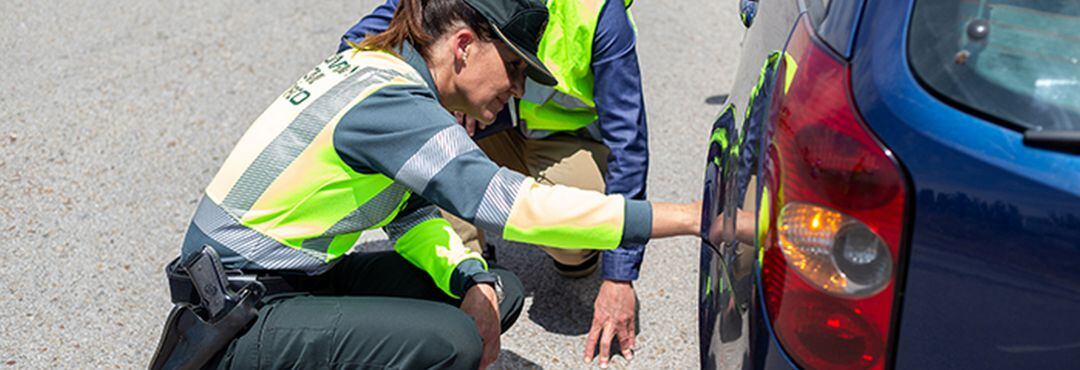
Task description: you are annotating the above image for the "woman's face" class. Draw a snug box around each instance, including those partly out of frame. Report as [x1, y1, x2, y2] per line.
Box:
[455, 40, 527, 123]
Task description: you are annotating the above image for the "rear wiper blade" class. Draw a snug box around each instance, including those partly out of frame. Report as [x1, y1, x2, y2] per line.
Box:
[1023, 129, 1080, 154]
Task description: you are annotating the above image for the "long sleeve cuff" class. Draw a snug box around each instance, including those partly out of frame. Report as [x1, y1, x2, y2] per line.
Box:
[620, 199, 652, 246]
[603, 199, 650, 281]
[601, 244, 645, 281]
[449, 259, 489, 297]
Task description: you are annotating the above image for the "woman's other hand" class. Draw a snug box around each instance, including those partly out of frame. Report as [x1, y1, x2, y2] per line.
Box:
[461, 283, 501, 369]
[454, 111, 479, 136]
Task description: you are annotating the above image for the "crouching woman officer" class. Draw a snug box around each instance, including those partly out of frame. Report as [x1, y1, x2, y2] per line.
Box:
[151, 0, 700, 368]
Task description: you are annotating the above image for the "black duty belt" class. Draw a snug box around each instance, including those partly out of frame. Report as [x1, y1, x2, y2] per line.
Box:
[166, 260, 317, 308]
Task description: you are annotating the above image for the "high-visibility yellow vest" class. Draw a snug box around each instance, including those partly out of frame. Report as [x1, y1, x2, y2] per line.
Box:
[518, 0, 634, 132]
[198, 50, 438, 273]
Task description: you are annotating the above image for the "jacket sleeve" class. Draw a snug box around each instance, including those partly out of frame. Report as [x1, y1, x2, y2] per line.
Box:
[333, 83, 654, 255]
[383, 196, 487, 299]
[338, 0, 399, 52]
[592, 0, 649, 281]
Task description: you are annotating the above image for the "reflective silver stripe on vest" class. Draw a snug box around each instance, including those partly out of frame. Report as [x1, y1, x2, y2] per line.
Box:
[221, 67, 406, 216]
[383, 205, 442, 242]
[474, 168, 525, 234]
[394, 125, 479, 194]
[522, 78, 556, 105]
[192, 196, 330, 273]
[521, 78, 593, 111]
[518, 78, 598, 140]
[300, 183, 410, 252]
[550, 91, 593, 110]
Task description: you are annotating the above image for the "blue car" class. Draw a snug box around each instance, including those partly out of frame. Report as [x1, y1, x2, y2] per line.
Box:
[699, 0, 1080, 369]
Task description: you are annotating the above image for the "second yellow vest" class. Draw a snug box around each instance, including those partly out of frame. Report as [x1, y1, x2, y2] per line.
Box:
[518, 0, 634, 132]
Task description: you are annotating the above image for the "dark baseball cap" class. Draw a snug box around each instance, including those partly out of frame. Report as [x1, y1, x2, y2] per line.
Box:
[463, 0, 558, 86]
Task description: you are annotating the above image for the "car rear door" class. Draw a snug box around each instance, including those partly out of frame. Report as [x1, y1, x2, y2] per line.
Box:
[851, 1, 1080, 368]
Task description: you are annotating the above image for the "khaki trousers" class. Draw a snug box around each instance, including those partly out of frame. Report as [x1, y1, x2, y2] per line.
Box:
[441, 129, 608, 267]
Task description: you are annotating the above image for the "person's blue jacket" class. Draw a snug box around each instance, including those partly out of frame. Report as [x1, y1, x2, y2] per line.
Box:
[339, 0, 650, 281]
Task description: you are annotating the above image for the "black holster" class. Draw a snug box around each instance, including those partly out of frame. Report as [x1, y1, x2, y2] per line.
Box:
[149, 247, 265, 370]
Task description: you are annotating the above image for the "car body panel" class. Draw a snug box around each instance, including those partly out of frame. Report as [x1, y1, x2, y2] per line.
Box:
[699, 0, 806, 369]
[700, 0, 1080, 369]
[850, 1, 1080, 368]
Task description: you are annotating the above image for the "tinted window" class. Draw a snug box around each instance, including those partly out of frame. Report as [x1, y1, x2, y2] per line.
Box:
[817, 0, 863, 57]
[909, 0, 1080, 132]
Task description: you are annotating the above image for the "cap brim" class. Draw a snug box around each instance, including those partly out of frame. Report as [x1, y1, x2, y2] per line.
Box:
[489, 22, 558, 87]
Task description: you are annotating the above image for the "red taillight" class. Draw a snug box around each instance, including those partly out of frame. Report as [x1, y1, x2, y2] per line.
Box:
[761, 17, 907, 370]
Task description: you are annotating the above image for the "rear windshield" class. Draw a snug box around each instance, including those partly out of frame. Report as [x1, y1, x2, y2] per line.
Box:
[909, 0, 1080, 132]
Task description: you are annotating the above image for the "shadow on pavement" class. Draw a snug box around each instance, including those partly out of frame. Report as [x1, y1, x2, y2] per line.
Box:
[491, 237, 599, 335]
[492, 349, 543, 369]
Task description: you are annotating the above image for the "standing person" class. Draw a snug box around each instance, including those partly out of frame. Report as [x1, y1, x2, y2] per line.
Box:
[153, 0, 702, 369]
[341, 0, 652, 367]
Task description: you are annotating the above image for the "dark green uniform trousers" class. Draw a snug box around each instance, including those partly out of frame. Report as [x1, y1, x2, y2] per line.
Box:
[208, 251, 524, 369]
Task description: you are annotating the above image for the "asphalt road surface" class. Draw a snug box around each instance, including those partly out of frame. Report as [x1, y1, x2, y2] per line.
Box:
[0, 1, 741, 368]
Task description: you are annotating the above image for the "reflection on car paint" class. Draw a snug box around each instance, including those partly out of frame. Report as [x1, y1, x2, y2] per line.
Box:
[701, 47, 792, 369]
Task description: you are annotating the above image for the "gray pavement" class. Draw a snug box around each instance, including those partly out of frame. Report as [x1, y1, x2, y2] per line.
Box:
[0, 1, 740, 368]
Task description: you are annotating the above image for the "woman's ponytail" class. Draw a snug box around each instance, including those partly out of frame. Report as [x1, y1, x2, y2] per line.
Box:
[358, 0, 433, 53]
[357, 0, 495, 58]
